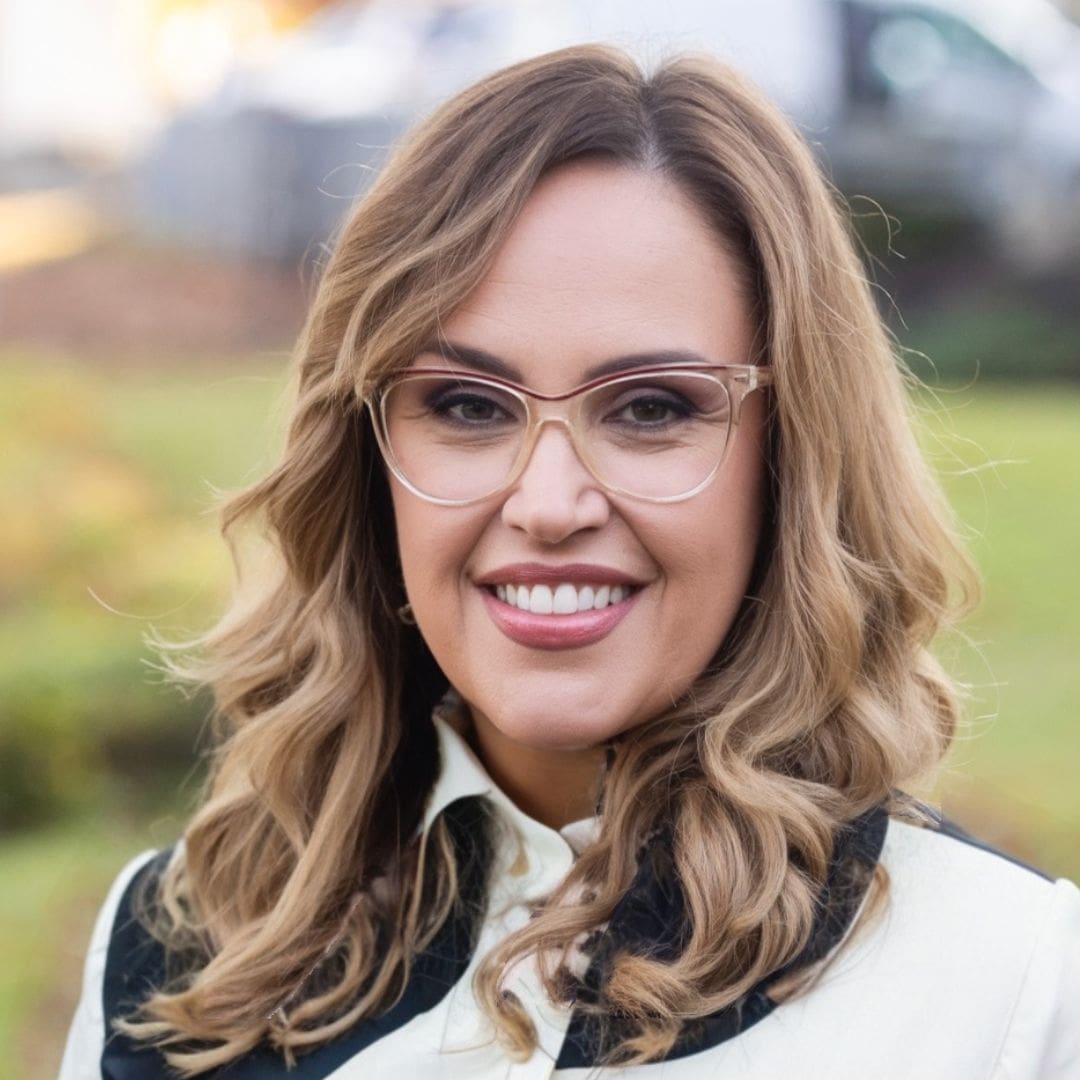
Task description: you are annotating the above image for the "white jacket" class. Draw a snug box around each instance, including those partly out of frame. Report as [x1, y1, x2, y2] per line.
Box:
[61, 714, 1080, 1078]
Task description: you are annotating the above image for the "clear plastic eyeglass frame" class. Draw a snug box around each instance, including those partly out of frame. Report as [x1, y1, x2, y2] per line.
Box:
[365, 364, 773, 506]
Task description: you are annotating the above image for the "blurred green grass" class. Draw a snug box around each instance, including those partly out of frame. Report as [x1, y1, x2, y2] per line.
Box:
[0, 815, 162, 1076]
[1, 354, 288, 1075]
[0, 358, 286, 826]
[1, 355, 1077, 1077]
[922, 384, 1080, 875]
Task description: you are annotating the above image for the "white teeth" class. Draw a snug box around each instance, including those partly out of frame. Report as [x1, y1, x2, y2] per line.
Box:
[530, 584, 554, 614]
[492, 581, 634, 614]
[552, 583, 578, 615]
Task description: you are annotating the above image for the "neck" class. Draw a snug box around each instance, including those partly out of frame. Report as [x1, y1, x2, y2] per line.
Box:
[466, 709, 608, 830]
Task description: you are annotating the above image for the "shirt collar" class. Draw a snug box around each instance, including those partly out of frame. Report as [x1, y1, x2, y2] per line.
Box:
[420, 702, 600, 858]
[419, 706, 495, 836]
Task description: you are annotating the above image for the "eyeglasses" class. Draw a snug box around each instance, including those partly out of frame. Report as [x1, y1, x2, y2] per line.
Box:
[366, 364, 772, 506]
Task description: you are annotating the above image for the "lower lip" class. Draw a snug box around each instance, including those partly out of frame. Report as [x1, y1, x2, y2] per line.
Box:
[479, 587, 640, 650]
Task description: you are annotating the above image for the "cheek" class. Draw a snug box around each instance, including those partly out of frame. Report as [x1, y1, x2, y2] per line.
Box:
[390, 494, 427, 594]
[679, 455, 765, 577]
[390, 487, 483, 614]
[653, 447, 767, 654]
[665, 519, 759, 639]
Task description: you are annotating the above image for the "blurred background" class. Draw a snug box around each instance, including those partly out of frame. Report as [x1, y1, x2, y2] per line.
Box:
[2, 0, 1078, 1073]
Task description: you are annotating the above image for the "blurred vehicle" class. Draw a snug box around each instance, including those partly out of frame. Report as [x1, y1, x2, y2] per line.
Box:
[833, 0, 1080, 266]
[134, 0, 1080, 268]
[585, 0, 1080, 266]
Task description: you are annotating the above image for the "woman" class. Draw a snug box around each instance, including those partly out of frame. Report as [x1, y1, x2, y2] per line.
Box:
[62, 45, 1078, 1078]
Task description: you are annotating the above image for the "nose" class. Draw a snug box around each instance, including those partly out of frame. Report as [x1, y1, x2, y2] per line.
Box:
[500, 421, 611, 544]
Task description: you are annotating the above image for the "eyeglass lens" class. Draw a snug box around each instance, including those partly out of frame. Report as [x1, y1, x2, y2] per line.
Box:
[380, 371, 733, 502]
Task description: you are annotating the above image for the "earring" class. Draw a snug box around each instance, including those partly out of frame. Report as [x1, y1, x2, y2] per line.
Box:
[397, 603, 416, 625]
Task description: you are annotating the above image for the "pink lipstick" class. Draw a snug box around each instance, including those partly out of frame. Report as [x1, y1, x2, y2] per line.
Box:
[478, 584, 640, 650]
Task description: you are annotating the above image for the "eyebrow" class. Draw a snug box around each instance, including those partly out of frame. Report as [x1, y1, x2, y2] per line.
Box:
[417, 339, 717, 381]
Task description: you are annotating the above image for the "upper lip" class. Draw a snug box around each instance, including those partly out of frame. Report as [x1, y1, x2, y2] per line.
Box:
[474, 562, 647, 587]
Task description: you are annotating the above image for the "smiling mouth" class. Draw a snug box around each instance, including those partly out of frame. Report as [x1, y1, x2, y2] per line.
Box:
[487, 582, 639, 615]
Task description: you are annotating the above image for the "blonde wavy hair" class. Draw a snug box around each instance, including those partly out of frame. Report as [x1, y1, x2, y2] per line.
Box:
[119, 45, 978, 1072]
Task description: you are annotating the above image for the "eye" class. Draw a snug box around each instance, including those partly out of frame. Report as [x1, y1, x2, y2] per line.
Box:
[441, 394, 503, 422]
[607, 391, 695, 428]
[425, 384, 520, 427]
[621, 395, 690, 424]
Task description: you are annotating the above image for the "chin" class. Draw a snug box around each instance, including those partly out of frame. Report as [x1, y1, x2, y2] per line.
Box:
[480, 698, 631, 752]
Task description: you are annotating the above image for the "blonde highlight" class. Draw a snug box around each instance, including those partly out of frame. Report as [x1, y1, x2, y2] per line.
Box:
[117, 45, 978, 1073]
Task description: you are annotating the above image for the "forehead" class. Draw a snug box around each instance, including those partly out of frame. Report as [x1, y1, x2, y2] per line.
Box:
[435, 162, 754, 392]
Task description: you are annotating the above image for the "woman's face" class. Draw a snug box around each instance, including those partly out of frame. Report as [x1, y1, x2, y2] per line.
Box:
[388, 162, 768, 763]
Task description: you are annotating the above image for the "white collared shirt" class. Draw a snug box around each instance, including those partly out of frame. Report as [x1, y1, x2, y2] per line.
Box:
[61, 714, 1080, 1078]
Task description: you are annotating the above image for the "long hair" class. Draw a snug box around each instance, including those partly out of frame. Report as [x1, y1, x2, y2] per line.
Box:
[118, 45, 978, 1072]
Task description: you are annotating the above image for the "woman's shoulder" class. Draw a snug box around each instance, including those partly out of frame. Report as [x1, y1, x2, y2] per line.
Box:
[59, 846, 169, 1080]
[880, 810, 1075, 932]
[824, 812, 1080, 1076]
[877, 809, 1079, 980]
[700, 813, 1078, 1079]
